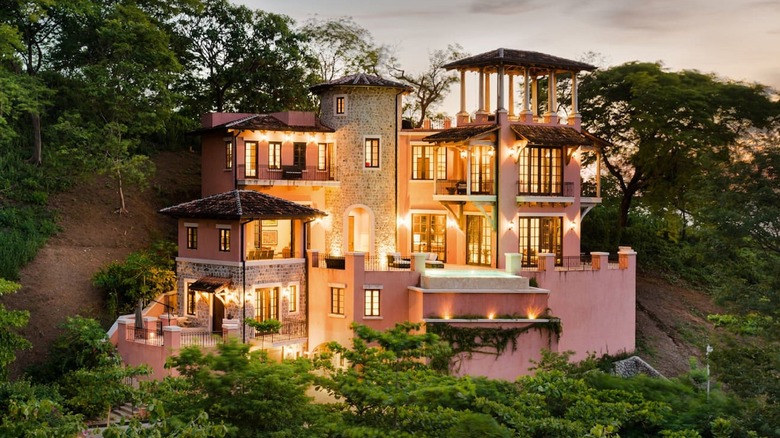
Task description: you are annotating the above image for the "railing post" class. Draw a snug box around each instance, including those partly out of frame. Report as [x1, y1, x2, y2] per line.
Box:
[160, 314, 178, 327]
[163, 325, 181, 351]
[505, 253, 522, 275]
[590, 252, 609, 271]
[537, 253, 555, 272]
[223, 323, 241, 340]
[618, 246, 636, 270]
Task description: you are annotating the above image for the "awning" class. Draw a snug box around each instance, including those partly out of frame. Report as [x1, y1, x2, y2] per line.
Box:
[188, 276, 232, 293]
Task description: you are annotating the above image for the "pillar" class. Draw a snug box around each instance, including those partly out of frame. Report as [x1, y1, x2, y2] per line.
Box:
[505, 253, 522, 275]
[569, 72, 581, 127]
[477, 68, 486, 115]
[507, 74, 515, 118]
[412, 253, 427, 274]
[590, 252, 609, 271]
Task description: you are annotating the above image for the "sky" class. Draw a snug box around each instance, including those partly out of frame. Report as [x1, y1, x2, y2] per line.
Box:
[247, 0, 780, 115]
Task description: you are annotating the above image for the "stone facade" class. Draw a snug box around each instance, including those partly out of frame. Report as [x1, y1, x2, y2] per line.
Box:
[176, 259, 307, 334]
[318, 86, 403, 257]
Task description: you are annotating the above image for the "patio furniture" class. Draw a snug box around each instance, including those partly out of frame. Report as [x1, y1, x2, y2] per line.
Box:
[387, 252, 410, 268]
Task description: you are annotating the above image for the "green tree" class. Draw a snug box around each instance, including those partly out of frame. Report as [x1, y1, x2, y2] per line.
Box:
[579, 62, 778, 229]
[300, 16, 390, 82]
[0, 279, 31, 380]
[164, 339, 325, 437]
[93, 243, 177, 318]
[173, 0, 318, 117]
[0, 380, 84, 437]
[390, 44, 466, 128]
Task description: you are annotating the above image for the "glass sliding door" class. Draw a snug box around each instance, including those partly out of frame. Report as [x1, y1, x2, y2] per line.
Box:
[518, 217, 562, 266]
[411, 214, 446, 261]
[466, 215, 492, 266]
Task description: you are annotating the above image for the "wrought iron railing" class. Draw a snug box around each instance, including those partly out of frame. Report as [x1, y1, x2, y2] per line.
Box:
[517, 181, 574, 197]
[435, 179, 495, 195]
[180, 330, 222, 347]
[254, 320, 307, 343]
[126, 326, 163, 346]
[237, 164, 337, 182]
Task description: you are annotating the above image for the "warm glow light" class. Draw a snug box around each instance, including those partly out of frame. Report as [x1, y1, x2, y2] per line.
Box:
[443, 314, 451, 320]
[570, 220, 577, 231]
[508, 220, 515, 231]
[488, 313, 495, 320]
[488, 149, 494, 157]
[446, 218, 458, 228]
[282, 287, 290, 298]
[460, 150, 467, 158]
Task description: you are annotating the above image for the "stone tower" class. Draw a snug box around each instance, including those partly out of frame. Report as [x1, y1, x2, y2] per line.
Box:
[310, 74, 411, 257]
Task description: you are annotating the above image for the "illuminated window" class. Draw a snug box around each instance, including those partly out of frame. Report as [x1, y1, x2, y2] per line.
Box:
[364, 289, 380, 317]
[411, 145, 446, 180]
[364, 137, 380, 168]
[330, 287, 344, 315]
[293, 142, 306, 168]
[288, 285, 298, 312]
[218, 228, 230, 252]
[518, 146, 562, 195]
[186, 283, 196, 316]
[244, 141, 257, 177]
[186, 226, 198, 249]
[225, 141, 233, 169]
[256, 287, 279, 321]
[335, 95, 346, 115]
[268, 142, 282, 169]
[317, 143, 328, 171]
[518, 217, 562, 267]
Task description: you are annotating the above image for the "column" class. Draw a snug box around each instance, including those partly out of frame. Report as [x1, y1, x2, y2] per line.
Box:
[590, 252, 609, 270]
[531, 77, 538, 117]
[458, 70, 467, 116]
[569, 72, 581, 127]
[508, 73, 515, 118]
[497, 64, 505, 113]
[477, 68, 486, 115]
[505, 253, 522, 275]
[544, 71, 558, 124]
[412, 253, 427, 274]
[484, 72, 491, 114]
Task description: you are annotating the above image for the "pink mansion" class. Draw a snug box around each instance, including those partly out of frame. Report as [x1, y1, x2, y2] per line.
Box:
[112, 48, 636, 381]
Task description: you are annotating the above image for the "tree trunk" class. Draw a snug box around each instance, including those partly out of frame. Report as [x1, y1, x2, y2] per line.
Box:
[619, 192, 632, 229]
[117, 168, 128, 214]
[30, 113, 42, 165]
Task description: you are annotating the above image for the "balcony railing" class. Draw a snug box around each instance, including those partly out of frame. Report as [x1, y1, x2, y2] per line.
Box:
[126, 325, 163, 346]
[254, 320, 307, 343]
[237, 164, 337, 182]
[435, 179, 495, 196]
[517, 181, 574, 197]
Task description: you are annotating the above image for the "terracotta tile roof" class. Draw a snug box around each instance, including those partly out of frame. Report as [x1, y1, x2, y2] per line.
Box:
[511, 125, 594, 146]
[310, 73, 413, 94]
[422, 124, 499, 143]
[443, 48, 596, 73]
[159, 190, 326, 220]
[188, 276, 232, 293]
[189, 114, 334, 135]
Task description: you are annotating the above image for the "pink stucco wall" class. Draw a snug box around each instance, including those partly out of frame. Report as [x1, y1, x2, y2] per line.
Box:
[530, 253, 637, 362]
[441, 320, 558, 381]
[177, 219, 240, 262]
[420, 292, 549, 320]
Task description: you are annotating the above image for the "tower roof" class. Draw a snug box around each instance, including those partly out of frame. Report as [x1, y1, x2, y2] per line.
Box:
[309, 73, 413, 94]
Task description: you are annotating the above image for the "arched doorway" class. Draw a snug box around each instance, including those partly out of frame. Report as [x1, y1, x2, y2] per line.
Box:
[343, 205, 374, 254]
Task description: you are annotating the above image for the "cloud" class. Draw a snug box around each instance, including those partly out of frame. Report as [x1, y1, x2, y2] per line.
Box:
[467, 0, 554, 15]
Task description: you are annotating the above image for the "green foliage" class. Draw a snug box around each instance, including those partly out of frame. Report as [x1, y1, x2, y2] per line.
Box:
[28, 316, 117, 383]
[163, 339, 324, 437]
[63, 357, 149, 423]
[244, 318, 281, 335]
[93, 241, 177, 319]
[0, 279, 31, 380]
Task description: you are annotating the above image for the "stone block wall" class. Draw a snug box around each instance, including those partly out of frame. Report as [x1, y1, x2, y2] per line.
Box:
[319, 86, 401, 257]
[176, 259, 307, 333]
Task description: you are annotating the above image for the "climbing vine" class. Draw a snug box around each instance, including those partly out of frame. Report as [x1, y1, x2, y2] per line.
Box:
[426, 317, 562, 372]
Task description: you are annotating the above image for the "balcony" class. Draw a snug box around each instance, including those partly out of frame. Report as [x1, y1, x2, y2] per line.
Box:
[433, 179, 495, 200]
[516, 181, 575, 205]
[237, 164, 338, 187]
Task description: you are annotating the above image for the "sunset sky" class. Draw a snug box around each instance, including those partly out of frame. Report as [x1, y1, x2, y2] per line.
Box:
[250, 0, 780, 114]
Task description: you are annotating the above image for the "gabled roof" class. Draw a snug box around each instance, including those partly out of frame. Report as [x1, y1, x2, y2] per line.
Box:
[189, 114, 334, 135]
[511, 125, 594, 147]
[188, 277, 232, 293]
[309, 73, 413, 94]
[159, 190, 326, 221]
[422, 124, 499, 143]
[443, 48, 596, 74]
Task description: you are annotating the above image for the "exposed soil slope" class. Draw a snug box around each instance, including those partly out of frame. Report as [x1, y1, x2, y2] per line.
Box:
[4, 151, 200, 377]
[4, 149, 723, 378]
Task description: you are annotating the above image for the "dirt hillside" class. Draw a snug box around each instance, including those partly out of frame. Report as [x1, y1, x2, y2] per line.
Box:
[4, 149, 723, 377]
[4, 151, 201, 377]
